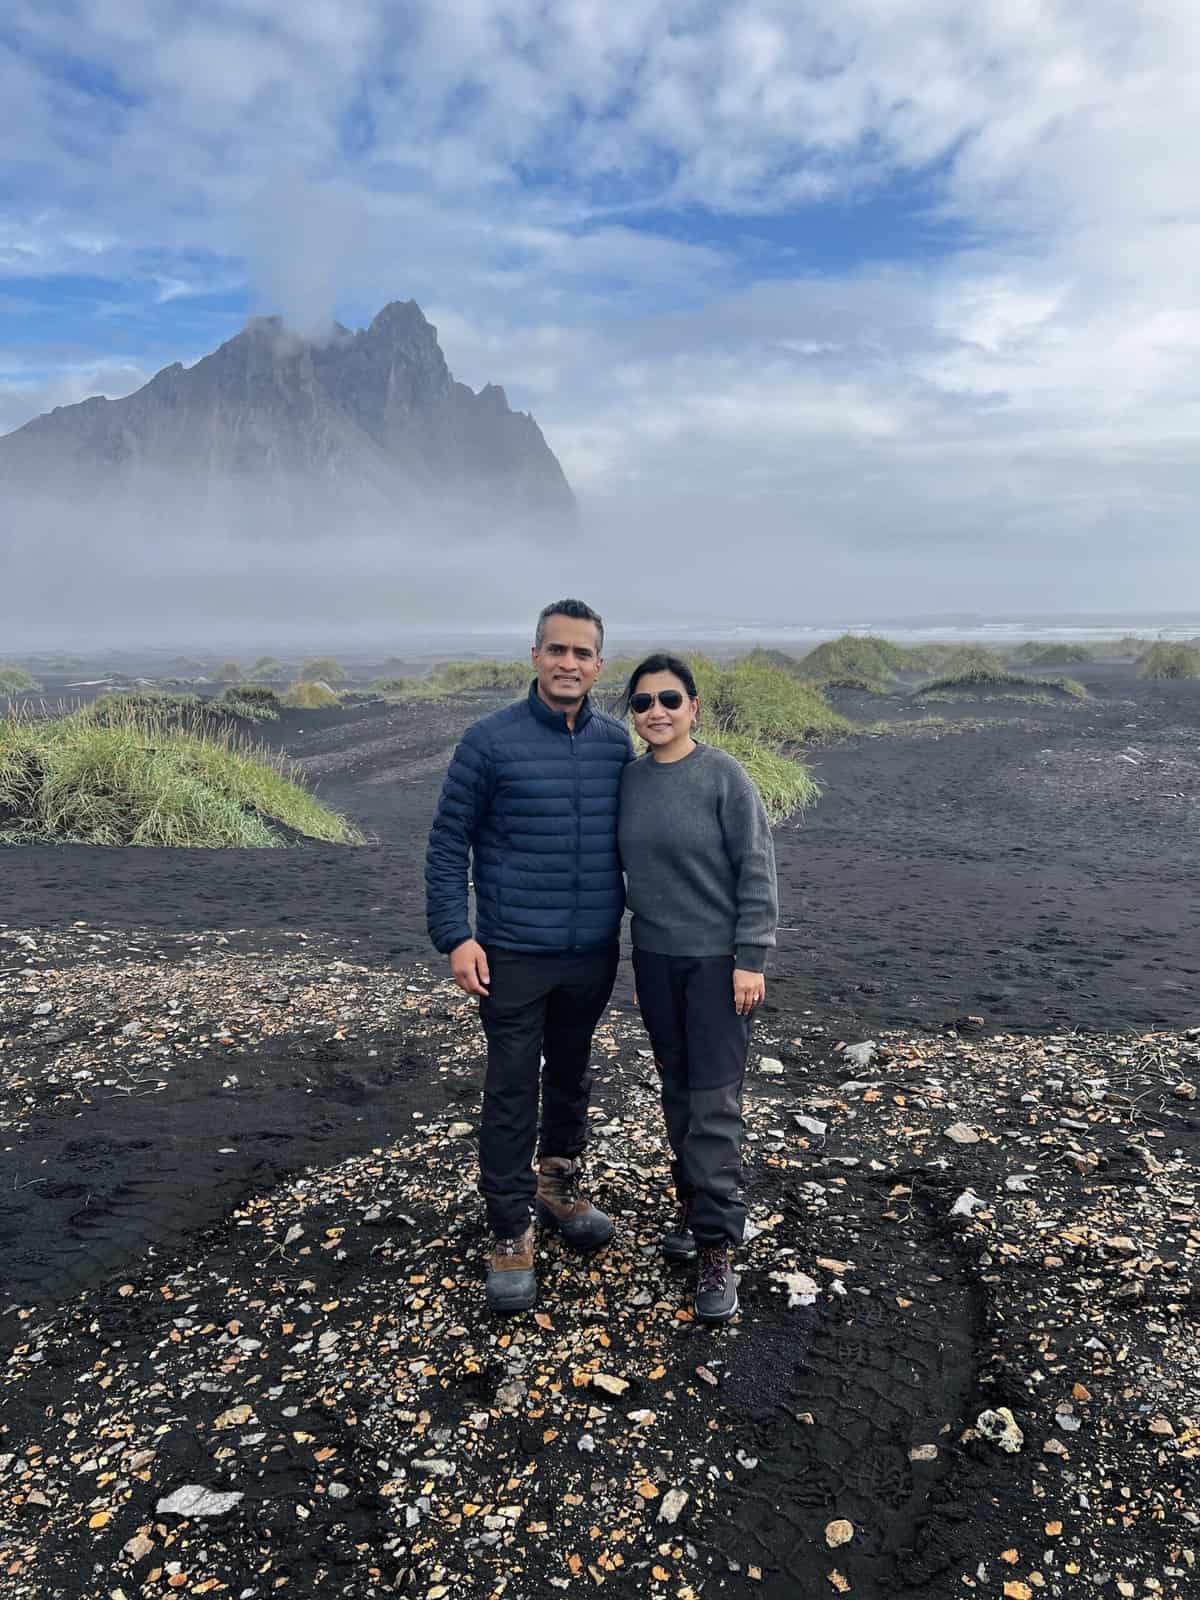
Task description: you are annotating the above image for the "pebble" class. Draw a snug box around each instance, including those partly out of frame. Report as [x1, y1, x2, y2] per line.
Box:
[909, 1444, 939, 1462]
[975, 1407, 1024, 1452]
[825, 1519, 854, 1548]
[944, 1122, 981, 1144]
[841, 1041, 878, 1068]
[793, 1114, 828, 1136]
[658, 1488, 689, 1525]
[759, 1057, 784, 1075]
[446, 1122, 474, 1138]
[156, 1486, 244, 1518]
[771, 1270, 818, 1307]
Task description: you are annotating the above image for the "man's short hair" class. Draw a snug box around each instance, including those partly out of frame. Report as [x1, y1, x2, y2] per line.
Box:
[535, 598, 605, 654]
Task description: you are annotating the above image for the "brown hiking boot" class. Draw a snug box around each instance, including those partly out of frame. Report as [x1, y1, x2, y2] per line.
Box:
[535, 1156, 614, 1252]
[486, 1225, 536, 1313]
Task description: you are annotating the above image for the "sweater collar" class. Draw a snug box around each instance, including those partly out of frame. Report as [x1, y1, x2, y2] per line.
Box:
[527, 679, 593, 732]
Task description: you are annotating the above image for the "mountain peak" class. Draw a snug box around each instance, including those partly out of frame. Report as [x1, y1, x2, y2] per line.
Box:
[368, 300, 436, 342]
[0, 297, 576, 525]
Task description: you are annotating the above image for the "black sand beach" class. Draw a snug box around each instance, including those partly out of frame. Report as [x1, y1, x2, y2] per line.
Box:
[1, 662, 1197, 1599]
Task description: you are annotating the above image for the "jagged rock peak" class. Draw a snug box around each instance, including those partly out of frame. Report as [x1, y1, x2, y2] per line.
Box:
[368, 300, 437, 341]
[0, 296, 577, 523]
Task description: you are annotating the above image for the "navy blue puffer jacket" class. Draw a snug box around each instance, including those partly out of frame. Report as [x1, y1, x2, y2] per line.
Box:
[425, 683, 634, 955]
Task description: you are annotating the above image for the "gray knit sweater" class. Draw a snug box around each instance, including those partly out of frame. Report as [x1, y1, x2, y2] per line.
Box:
[618, 742, 779, 972]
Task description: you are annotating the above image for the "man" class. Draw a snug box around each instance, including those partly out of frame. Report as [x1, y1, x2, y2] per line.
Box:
[425, 599, 633, 1313]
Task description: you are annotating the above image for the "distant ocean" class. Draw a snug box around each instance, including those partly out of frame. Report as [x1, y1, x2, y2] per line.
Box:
[343, 613, 1200, 661]
[17, 613, 1200, 660]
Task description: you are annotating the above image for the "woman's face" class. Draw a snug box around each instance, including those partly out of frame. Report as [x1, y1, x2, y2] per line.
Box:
[630, 670, 698, 750]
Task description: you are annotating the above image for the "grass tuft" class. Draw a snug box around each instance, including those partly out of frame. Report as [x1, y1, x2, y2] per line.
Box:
[0, 704, 361, 847]
[433, 660, 531, 692]
[913, 668, 1087, 701]
[714, 662, 851, 741]
[283, 681, 341, 709]
[1012, 642, 1094, 667]
[797, 634, 904, 688]
[1137, 642, 1200, 679]
[0, 666, 42, 694]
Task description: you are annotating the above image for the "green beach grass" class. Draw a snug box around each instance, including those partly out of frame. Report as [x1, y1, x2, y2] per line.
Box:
[913, 667, 1088, 701]
[283, 681, 341, 709]
[0, 704, 361, 847]
[1138, 642, 1200, 679]
[0, 666, 42, 694]
[794, 634, 999, 688]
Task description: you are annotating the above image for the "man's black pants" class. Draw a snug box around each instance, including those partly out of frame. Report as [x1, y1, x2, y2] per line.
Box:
[632, 949, 750, 1248]
[477, 944, 619, 1237]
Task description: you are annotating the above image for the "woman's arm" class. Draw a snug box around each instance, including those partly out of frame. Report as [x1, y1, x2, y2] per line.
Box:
[719, 765, 779, 1011]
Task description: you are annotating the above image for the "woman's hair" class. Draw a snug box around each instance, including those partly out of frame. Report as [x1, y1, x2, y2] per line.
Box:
[621, 652, 699, 713]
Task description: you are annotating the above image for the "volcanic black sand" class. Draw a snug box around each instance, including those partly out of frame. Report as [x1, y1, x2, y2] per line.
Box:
[1, 663, 1197, 1600]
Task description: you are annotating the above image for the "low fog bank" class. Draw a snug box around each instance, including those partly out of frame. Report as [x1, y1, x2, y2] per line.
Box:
[3, 481, 1196, 653]
[0, 484, 587, 650]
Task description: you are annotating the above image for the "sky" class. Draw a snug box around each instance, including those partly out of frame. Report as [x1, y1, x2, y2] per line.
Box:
[2, 0, 1198, 630]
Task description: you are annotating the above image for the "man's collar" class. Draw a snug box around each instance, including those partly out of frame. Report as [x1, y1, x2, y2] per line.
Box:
[528, 679, 593, 731]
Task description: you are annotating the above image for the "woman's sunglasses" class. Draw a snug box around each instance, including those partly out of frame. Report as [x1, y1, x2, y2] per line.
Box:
[629, 690, 685, 712]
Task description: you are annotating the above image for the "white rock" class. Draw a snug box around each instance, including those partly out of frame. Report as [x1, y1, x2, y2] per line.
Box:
[950, 1190, 986, 1217]
[771, 1270, 819, 1308]
[944, 1122, 980, 1145]
[446, 1122, 474, 1138]
[975, 1407, 1024, 1452]
[156, 1485, 244, 1518]
[759, 1057, 784, 1075]
[658, 1487, 690, 1525]
[842, 1041, 878, 1068]
[793, 1114, 828, 1137]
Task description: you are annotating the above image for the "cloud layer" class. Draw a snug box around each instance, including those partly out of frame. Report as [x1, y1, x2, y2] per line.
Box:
[2, 1, 1197, 620]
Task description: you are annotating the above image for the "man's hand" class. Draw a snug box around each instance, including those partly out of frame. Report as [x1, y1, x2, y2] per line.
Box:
[450, 939, 491, 997]
[733, 968, 765, 1016]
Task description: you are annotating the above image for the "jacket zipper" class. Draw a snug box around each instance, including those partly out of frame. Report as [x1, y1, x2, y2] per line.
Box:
[570, 729, 580, 949]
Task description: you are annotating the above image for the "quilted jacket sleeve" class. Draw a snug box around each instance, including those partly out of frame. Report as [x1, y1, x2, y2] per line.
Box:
[425, 725, 495, 954]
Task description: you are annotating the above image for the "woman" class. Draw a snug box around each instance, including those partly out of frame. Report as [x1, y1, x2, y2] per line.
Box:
[618, 653, 778, 1323]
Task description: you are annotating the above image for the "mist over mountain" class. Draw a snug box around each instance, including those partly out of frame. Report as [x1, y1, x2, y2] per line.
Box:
[0, 300, 575, 530]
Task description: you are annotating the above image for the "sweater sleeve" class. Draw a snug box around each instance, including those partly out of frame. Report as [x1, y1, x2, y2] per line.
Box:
[718, 763, 779, 972]
[424, 725, 495, 954]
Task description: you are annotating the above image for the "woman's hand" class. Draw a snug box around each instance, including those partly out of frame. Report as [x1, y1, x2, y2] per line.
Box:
[733, 968, 765, 1016]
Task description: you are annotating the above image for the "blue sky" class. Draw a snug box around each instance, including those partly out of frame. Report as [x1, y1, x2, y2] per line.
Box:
[2, 1, 1198, 614]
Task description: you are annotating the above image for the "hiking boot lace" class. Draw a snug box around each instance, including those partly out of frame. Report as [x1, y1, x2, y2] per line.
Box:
[697, 1246, 728, 1295]
[494, 1233, 528, 1259]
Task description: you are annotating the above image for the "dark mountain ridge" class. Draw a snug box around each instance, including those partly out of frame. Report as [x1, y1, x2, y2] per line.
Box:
[0, 301, 575, 526]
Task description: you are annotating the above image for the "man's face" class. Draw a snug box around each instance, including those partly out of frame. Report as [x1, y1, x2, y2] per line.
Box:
[532, 614, 603, 706]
